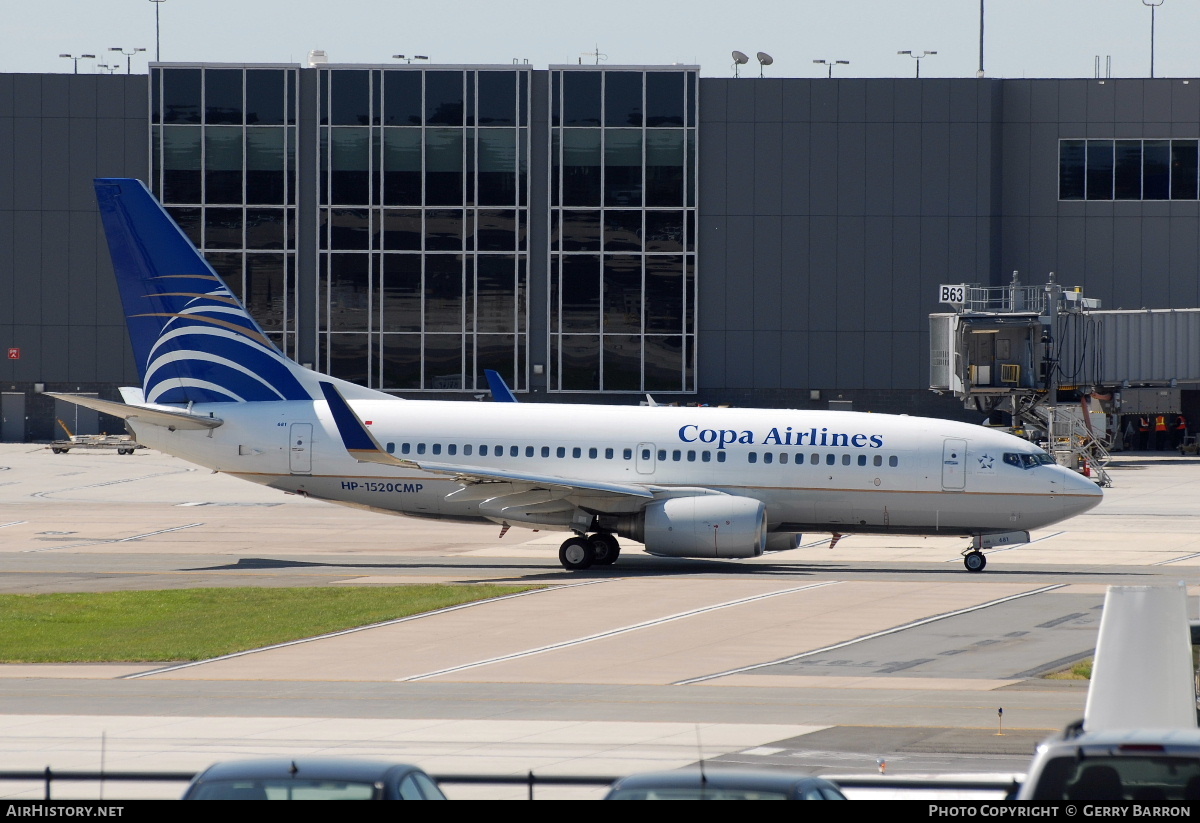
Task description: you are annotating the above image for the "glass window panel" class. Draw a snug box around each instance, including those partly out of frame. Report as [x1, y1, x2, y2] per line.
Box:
[644, 336, 683, 391]
[425, 128, 464, 205]
[684, 256, 696, 336]
[560, 210, 601, 251]
[206, 252, 242, 300]
[163, 68, 201, 124]
[605, 129, 643, 207]
[562, 129, 602, 206]
[245, 253, 285, 331]
[1085, 140, 1113, 201]
[603, 210, 641, 252]
[204, 69, 243, 125]
[477, 71, 517, 126]
[687, 72, 696, 127]
[329, 333, 370, 384]
[329, 208, 370, 250]
[328, 253, 371, 331]
[646, 130, 685, 206]
[383, 70, 422, 126]
[246, 127, 286, 204]
[603, 254, 642, 334]
[645, 211, 684, 252]
[381, 334, 421, 389]
[478, 129, 517, 205]
[1144, 140, 1171, 200]
[559, 255, 601, 333]
[476, 334, 516, 387]
[476, 210, 517, 251]
[426, 71, 465, 126]
[204, 126, 243, 204]
[686, 130, 696, 207]
[382, 209, 422, 251]
[162, 126, 202, 202]
[245, 70, 285, 125]
[425, 209, 463, 251]
[645, 255, 683, 333]
[425, 254, 464, 332]
[476, 255, 515, 333]
[604, 335, 641, 390]
[605, 72, 643, 127]
[245, 209, 285, 250]
[383, 128, 422, 206]
[166, 207, 202, 247]
[330, 127, 371, 204]
[1114, 140, 1142, 200]
[560, 335, 600, 390]
[380, 253, 422, 333]
[1172, 140, 1199, 200]
[645, 72, 685, 127]
[684, 334, 694, 389]
[330, 70, 371, 126]
[151, 69, 161, 123]
[204, 207, 242, 249]
[562, 71, 601, 126]
[424, 334, 463, 389]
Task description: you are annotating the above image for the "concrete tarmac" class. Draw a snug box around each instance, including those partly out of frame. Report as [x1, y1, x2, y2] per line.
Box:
[0, 444, 1197, 798]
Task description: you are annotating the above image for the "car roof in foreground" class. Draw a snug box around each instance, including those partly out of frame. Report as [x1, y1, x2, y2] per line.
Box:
[194, 758, 423, 782]
[1044, 728, 1200, 749]
[611, 767, 829, 791]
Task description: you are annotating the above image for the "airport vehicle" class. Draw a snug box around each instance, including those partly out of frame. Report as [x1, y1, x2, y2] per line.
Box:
[604, 767, 847, 800]
[54, 179, 1102, 573]
[182, 757, 446, 800]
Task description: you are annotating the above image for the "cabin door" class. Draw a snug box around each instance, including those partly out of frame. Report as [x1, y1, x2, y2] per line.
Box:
[941, 438, 967, 490]
[636, 442, 656, 474]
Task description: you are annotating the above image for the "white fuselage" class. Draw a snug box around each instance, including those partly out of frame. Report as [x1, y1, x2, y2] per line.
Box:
[127, 399, 1102, 539]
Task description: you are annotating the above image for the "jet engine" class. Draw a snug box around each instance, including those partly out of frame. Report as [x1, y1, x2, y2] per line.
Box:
[615, 495, 766, 558]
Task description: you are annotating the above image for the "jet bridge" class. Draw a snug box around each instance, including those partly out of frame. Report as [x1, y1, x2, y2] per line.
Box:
[931, 273, 1200, 487]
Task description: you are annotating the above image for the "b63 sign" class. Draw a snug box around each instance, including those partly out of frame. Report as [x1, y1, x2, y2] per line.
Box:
[938, 284, 967, 305]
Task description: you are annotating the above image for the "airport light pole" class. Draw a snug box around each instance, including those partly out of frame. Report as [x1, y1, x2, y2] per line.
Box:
[812, 59, 849, 78]
[109, 47, 147, 75]
[149, 0, 166, 62]
[59, 53, 96, 74]
[1142, 0, 1164, 78]
[898, 50, 937, 78]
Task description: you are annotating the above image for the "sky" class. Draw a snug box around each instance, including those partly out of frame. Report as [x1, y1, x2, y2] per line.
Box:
[10, 0, 1200, 80]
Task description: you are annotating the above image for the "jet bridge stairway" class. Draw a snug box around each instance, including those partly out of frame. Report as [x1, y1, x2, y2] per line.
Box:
[1023, 402, 1112, 488]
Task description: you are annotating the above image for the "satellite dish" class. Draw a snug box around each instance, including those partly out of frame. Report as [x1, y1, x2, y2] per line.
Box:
[732, 51, 749, 65]
[757, 52, 774, 66]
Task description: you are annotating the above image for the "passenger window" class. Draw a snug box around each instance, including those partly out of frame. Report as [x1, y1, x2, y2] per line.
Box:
[572, 447, 582, 458]
[432, 444, 442, 455]
[842, 454, 851, 465]
[447, 444, 457, 455]
[641, 448, 651, 460]
[557, 447, 566, 458]
[717, 452, 727, 463]
[858, 454, 866, 466]
[479, 445, 488, 456]
[889, 455, 898, 467]
[702, 451, 711, 462]
[494, 445, 503, 455]
[672, 450, 681, 461]
[826, 454, 835, 465]
[687, 450, 696, 462]
[623, 448, 632, 459]
[386, 442, 395, 454]
[874, 455, 882, 466]
[463, 444, 473, 456]
[657, 449, 666, 461]
[542, 446, 550, 457]
[748, 452, 758, 463]
[605, 448, 614, 459]
[401, 443, 411, 455]
[417, 443, 426, 455]
[763, 453, 773, 464]
[526, 446, 534, 457]
[589, 448, 598, 459]
[510, 446, 519, 457]
[811, 454, 819, 465]
[779, 453, 788, 464]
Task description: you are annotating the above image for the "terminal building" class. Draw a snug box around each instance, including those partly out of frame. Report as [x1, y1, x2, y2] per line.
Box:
[3, 61, 1200, 440]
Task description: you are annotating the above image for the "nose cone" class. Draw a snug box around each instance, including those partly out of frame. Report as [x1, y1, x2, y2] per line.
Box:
[1056, 465, 1103, 518]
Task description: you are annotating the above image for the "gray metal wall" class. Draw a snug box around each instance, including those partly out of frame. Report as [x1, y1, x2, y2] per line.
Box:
[0, 73, 147, 440]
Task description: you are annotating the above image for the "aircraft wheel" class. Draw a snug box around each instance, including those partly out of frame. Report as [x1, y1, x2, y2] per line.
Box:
[559, 536, 595, 571]
[589, 533, 621, 565]
[964, 551, 987, 572]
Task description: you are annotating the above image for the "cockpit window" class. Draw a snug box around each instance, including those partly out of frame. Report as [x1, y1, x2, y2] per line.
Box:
[1004, 452, 1056, 469]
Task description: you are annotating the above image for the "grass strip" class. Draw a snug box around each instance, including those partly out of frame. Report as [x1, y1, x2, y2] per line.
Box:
[0, 585, 537, 663]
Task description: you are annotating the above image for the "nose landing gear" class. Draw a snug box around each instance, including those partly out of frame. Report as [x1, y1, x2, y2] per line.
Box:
[558, 533, 621, 571]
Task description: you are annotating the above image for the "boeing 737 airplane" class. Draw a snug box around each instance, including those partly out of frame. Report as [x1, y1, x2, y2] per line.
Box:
[54, 179, 1103, 573]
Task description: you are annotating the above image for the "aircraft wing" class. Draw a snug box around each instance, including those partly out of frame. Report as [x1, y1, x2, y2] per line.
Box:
[319, 382, 654, 499]
[46, 392, 224, 431]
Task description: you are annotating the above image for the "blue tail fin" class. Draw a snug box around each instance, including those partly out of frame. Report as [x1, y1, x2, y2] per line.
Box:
[94, 178, 312, 404]
[484, 369, 518, 403]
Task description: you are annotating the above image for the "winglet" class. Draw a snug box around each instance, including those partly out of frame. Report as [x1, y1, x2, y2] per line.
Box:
[319, 381, 413, 467]
[484, 370, 518, 403]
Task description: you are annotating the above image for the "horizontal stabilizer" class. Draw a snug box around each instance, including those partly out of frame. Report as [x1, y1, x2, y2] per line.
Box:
[319, 382, 417, 469]
[47, 393, 223, 431]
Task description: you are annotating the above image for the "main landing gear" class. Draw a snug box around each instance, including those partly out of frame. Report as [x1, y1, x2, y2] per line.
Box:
[558, 533, 621, 571]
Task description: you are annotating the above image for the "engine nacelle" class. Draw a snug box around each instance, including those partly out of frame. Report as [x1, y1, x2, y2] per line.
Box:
[617, 495, 766, 558]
